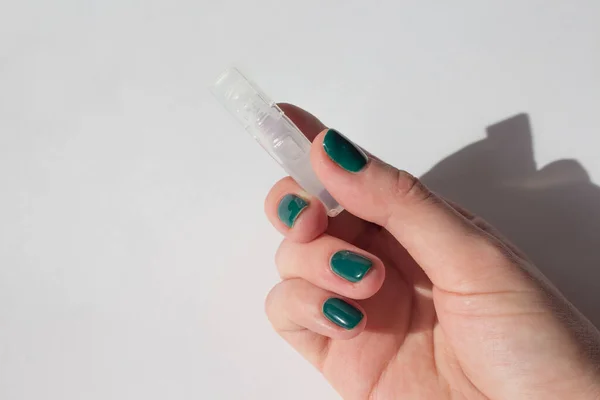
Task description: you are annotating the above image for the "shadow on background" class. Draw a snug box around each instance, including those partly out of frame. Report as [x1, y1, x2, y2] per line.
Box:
[420, 114, 600, 328]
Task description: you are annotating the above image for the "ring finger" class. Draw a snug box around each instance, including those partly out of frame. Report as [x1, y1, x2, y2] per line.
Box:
[276, 235, 386, 300]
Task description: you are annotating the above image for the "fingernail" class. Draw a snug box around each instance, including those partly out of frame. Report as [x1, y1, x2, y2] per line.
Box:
[277, 194, 309, 228]
[323, 129, 368, 172]
[330, 250, 373, 283]
[322, 298, 363, 330]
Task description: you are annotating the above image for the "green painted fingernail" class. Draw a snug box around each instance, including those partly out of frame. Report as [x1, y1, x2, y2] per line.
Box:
[330, 250, 373, 283]
[322, 298, 363, 330]
[277, 194, 309, 228]
[323, 129, 368, 172]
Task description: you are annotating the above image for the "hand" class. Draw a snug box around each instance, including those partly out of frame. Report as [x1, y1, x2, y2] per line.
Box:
[264, 104, 600, 399]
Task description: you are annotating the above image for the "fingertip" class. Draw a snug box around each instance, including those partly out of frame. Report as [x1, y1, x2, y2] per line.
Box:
[311, 128, 370, 177]
[276, 235, 386, 300]
[309, 129, 338, 181]
[310, 129, 381, 219]
[266, 279, 366, 343]
[330, 250, 386, 301]
[311, 128, 328, 148]
[265, 177, 328, 243]
[286, 201, 328, 243]
[321, 297, 367, 337]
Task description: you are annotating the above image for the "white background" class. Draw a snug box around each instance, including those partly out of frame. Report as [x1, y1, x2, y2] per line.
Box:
[1, 1, 599, 399]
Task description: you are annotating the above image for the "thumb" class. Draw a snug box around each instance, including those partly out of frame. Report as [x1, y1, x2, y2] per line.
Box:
[311, 128, 529, 294]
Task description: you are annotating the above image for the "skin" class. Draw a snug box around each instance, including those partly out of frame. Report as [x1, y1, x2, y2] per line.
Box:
[263, 104, 600, 400]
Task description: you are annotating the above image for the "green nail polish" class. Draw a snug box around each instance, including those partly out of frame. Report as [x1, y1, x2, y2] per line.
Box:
[330, 250, 373, 283]
[323, 129, 368, 172]
[322, 298, 363, 330]
[277, 194, 309, 228]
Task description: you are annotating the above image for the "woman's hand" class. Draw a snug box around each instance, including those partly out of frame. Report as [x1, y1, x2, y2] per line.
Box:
[264, 104, 600, 399]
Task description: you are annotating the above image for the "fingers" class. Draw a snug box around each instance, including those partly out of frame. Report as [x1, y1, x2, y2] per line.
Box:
[264, 176, 328, 243]
[276, 235, 385, 300]
[265, 278, 367, 369]
[310, 128, 530, 294]
[265, 226, 386, 369]
[263, 104, 329, 243]
[267, 104, 374, 245]
[265, 279, 366, 362]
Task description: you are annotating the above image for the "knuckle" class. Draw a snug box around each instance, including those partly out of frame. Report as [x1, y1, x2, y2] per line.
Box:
[470, 216, 488, 227]
[476, 234, 518, 269]
[264, 281, 287, 319]
[393, 169, 435, 205]
[264, 286, 278, 319]
[274, 240, 286, 268]
[264, 279, 303, 321]
[274, 239, 293, 277]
